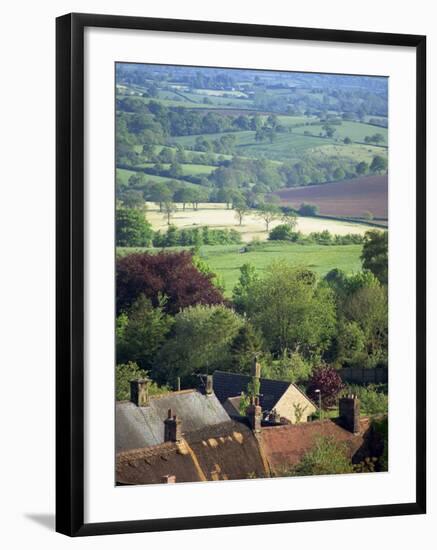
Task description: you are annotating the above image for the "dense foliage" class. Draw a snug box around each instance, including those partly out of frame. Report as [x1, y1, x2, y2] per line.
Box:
[153, 225, 242, 248]
[116, 251, 224, 314]
[307, 365, 344, 408]
[116, 208, 153, 247]
[291, 436, 354, 476]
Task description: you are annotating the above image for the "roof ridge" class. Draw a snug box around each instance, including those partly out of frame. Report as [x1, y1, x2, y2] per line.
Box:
[116, 441, 178, 462]
[214, 370, 291, 385]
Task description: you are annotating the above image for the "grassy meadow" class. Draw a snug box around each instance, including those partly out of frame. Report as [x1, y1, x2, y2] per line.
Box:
[118, 241, 363, 297]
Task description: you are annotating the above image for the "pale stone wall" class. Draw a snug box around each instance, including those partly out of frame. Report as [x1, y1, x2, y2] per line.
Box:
[275, 385, 317, 423]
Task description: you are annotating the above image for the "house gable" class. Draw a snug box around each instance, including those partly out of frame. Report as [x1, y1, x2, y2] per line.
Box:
[275, 385, 317, 423]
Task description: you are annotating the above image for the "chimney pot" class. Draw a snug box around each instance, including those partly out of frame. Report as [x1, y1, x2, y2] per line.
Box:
[205, 374, 214, 395]
[164, 413, 182, 442]
[247, 399, 262, 433]
[339, 396, 360, 434]
[130, 379, 150, 407]
[161, 475, 176, 484]
[252, 357, 261, 379]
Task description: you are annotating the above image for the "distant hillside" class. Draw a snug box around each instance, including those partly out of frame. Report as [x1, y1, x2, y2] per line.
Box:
[274, 175, 388, 220]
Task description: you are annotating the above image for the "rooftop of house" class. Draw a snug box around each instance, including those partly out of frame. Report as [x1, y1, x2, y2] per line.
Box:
[213, 370, 313, 413]
[258, 417, 372, 475]
[116, 389, 231, 452]
[116, 420, 269, 485]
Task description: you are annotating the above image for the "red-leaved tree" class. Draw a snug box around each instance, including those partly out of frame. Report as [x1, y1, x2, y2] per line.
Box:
[116, 251, 224, 314]
[307, 365, 344, 409]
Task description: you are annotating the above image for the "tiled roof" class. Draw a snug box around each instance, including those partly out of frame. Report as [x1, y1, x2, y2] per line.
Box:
[259, 418, 372, 474]
[116, 420, 269, 485]
[213, 370, 290, 412]
[116, 390, 231, 452]
[116, 440, 204, 485]
[185, 421, 268, 481]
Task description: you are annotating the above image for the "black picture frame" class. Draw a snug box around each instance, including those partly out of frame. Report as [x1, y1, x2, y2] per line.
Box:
[56, 12, 426, 537]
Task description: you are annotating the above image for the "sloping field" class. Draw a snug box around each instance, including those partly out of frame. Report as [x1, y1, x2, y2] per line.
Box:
[274, 175, 388, 219]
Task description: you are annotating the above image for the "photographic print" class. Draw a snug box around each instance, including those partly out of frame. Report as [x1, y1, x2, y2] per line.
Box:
[115, 63, 389, 486]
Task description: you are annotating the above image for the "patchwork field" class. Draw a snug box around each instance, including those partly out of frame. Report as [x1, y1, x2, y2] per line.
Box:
[274, 175, 388, 220]
[146, 203, 374, 242]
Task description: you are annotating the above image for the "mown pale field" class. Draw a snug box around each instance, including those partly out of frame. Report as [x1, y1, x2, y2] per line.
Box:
[145, 203, 373, 242]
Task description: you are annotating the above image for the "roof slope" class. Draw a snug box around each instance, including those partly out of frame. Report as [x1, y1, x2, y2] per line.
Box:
[213, 371, 290, 412]
[116, 420, 269, 485]
[259, 418, 371, 474]
[185, 421, 268, 481]
[116, 441, 204, 485]
[116, 390, 231, 452]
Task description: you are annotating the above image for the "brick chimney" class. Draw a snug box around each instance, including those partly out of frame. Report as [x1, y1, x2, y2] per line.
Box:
[339, 395, 360, 434]
[268, 408, 281, 425]
[247, 396, 262, 433]
[161, 474, 176, 483]
[205, 374, 213, 395]
[251, 356, 261, 379]
[164, 409, 182, 442]
[130, 378, 150, 407]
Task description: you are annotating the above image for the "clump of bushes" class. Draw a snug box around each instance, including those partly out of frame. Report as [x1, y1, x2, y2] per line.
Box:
[344, 384, 388, 415]
[153, 225, 242, 248]
[268, 224, 300, 242]
[268, 227, 364, 246]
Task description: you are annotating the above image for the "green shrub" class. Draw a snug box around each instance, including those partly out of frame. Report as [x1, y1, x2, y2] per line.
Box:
[292, 436, 354, 476]
[268, 224, 298, 241]
[345, 384, 388, 415]
[115, 361, 170, 401]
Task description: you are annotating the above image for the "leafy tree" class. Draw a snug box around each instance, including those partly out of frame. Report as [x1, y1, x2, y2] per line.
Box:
[156, 305, 244, 385]
[162, 200, 177, 225]
[268, 224, 297, 241]
[355, 161, 369, 175]
[169, 160, 183, 178]
[256, 203, 281, 232]
[234, 199, 250, 226]
[298, 203, 320, 217]
[116, 294, 173, 371]
[292, 436, 354, 476]
[229, 323, 265, 374]
[342, 284, 388, 367]
[343, 137, 352, 144]
[322, 124, 336, 138]
[281, 210, 298, 231]
[336, 320, 366, 365]
[244, 264, 337, 357]
[115, 361, 169, 401]
[361, 230, 388, 284]
[120, 189, 146, 209]
[333, 167, 346, 181]
[232, 263, 259, 314]
[116, 251, 224, 314]
[174, 187, 193, 211]
[147, 182, 173, 211]
[263, 350, 312, 383]
[307, 365, 344, 408]
[370, 155, 388, 174]
[116, 208, 153, 247]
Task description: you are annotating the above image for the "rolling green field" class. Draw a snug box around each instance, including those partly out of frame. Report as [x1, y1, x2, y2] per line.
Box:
[117, 241, 363, 296]
[292, 120, 388, 145]
[116, 168, 199, 189]
[135, 162, 217, 176]
[171, 130, 337, 161]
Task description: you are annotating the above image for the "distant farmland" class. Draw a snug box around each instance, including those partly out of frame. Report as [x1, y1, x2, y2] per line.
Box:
[274, 175, 388, 220]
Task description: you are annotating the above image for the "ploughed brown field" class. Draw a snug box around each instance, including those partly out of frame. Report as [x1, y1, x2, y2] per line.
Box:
[274, 175, 388, 220]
